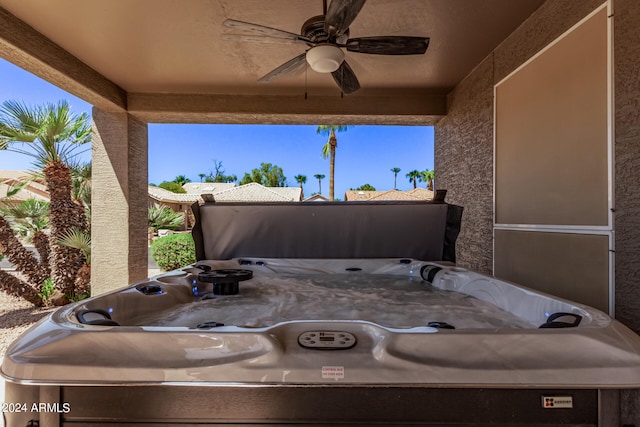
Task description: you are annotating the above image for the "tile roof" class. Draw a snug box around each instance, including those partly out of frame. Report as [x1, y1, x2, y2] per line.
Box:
[213, 182, 302, 202]
[147, 185, 201, 203]
[1, 171, 50, 202]
[0, 170, 33, 180]
[406, 188, 435, 199]
[0, 183, 50, 202]
[182, 182, 236, 194]
[344, 188, 434, 201]
[2, 171, 302, 204]
[304, 194, 330, 202]
[343, 190, 386, 201]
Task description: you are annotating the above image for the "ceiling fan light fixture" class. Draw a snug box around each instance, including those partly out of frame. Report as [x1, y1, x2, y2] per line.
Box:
[306, 44, 345, 73]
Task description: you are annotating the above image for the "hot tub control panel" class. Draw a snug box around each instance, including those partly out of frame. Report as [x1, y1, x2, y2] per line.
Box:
[298, 331, 356, 349]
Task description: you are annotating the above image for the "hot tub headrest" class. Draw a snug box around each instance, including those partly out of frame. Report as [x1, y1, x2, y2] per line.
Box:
[191, 200, 463, 261]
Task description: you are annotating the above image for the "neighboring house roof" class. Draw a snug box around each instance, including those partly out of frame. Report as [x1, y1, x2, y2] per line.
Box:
[0, 170, 50, 203]
[182, 182, 236, 194]
[344, 188, 434, 201]
[147, 185, 201, 204]
[304, 194, 330, 202]
[0, 170, 33, 180]
[150, 183, 301, 204]
[264, 186, 302, 201]
[1, 170, 302, 205]
[344, 190, 386, 201]
[405, 188, 435, 199]
[213, 182, 302, 202]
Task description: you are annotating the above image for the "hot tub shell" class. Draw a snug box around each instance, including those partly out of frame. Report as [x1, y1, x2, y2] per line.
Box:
[3, 200, 640, 426]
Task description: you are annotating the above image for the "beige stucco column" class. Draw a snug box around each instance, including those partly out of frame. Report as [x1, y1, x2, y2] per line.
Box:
[91, 108, 148, 294]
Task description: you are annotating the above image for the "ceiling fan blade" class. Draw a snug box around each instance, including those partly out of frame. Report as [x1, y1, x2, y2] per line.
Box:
[345, 36, 429, 55]
[331, 60, 360, 94]
[223, 19, 312, 44]
[222, 34, 311, 47]
[325, 0, 367, 38]
[258, 53, 308, 83]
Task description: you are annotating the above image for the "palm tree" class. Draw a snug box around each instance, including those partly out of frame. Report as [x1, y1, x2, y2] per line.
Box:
[30, 160, 92, 218]
[58, 227, 91, 299]
[0, 100, 91, 302]
[314, 173, 325, 195]
[0, 177, 51, 282]
[420, 169, 435, 191]
[198, 173, 205, 182]
[0, 199, 50, 242]
[173, 175, 191, 186]
[70, 161, 92, 220]
[391, 167, 401, 190]
[316, 125, 350, 200]
[406, 170, 421, 189]
[294, 174, 307, 199]
[0, 215, 48, 305]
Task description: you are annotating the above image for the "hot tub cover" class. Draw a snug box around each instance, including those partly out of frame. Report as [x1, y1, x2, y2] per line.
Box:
[191, 200, 463, 261]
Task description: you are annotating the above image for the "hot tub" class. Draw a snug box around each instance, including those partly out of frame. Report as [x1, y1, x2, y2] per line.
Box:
[3, 200, 640, 426]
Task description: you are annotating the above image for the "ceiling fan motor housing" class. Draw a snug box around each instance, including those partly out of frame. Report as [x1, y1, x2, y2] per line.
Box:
[301, 15, 349, 43]
[302, 15, 348, 73]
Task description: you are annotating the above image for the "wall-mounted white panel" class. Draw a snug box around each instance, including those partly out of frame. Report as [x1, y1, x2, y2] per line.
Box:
[495, 8, 608, 226]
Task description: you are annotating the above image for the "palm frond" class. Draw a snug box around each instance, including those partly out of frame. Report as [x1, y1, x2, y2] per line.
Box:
[57, 227, 91, 265]
[0, 199, 50, 220]
[0, 100, 44, 141]
[69, 161, 92, 209]
[0, 199, 50, 242]
[0, 99, 91, 166]
[316, 125, 350, 136]
[1, 181, 28, 199]
[321, 142, 331, 160]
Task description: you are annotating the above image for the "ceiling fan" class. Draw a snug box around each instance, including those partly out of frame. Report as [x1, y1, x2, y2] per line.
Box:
[223, 0, 429, 94]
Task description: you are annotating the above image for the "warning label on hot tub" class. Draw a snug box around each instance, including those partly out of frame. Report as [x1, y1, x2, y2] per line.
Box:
[322, 366, 345, 380]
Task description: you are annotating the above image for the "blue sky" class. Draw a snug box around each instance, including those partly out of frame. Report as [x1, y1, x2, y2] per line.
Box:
[0, 58, 434, 198]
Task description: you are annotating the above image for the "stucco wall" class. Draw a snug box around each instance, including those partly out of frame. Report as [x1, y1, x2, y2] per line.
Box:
[434, 56, 494, 274]
[92, 109, 149, 294]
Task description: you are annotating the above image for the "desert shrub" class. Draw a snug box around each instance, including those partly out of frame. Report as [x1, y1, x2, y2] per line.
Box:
[158, 181, 186, 193]
[148, 206, 184, 232]
[151, 233, 196, 271]
[38, 278, 55, 303]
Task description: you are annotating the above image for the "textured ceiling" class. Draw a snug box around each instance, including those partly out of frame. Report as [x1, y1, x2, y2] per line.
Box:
[0, 0, 546, 98]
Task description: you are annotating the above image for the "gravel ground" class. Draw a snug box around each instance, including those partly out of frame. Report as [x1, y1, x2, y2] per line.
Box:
[0, 292, 55, 359]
